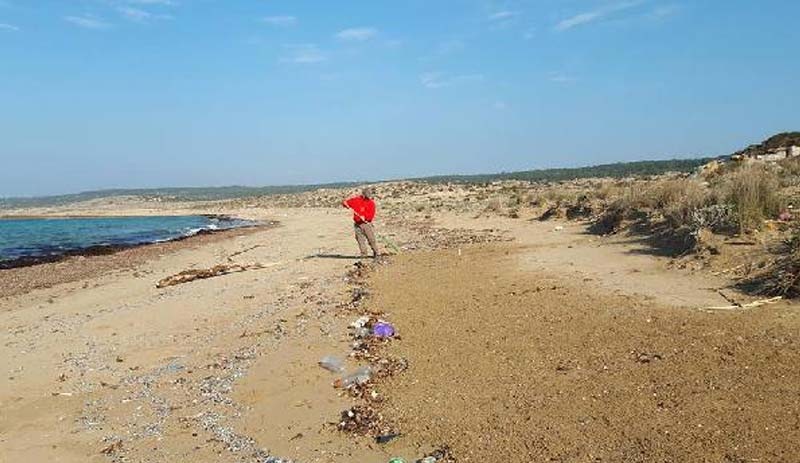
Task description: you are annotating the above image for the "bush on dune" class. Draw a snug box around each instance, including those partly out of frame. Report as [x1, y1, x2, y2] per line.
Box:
[590, 164, 784, 237]
[718, 164, 781, 233]
[739, 229, 800, 297]
[648, 178, 711, 229]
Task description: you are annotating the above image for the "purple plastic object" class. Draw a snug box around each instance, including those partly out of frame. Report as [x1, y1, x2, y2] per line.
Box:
[372, 322, 395, 338]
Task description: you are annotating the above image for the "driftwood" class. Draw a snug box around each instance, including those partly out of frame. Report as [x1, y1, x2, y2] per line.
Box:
[156, 262, 279, 288]
[226, 245, 264, 262]
[701, 296, 784, 311]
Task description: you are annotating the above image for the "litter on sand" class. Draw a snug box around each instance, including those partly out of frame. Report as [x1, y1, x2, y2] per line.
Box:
[318, 356, 345, 373]
[376, 433, 401, 444]
[335, 366, 372, 389]
[372, 322, 396, 338]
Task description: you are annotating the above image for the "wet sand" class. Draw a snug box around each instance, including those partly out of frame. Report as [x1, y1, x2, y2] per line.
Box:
[0, 225, 265, 298]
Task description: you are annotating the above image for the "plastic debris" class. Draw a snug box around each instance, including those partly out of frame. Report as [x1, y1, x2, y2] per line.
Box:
[372, 322, 396, 338]
[420, 446, 454, 462]
[350, 316, 371, 329]
[353, 326, 370, 339]
[318, 356, 345, 373]
[388, 459, 406, 463]
[376, 433, 401, 444]
[338, 366, 372, 388]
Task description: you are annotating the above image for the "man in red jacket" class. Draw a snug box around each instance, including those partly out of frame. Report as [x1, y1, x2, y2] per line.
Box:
[342, 187, 379, 258]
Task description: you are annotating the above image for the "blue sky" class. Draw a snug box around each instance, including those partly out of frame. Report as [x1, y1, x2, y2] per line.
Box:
[1, 0, 798, 196]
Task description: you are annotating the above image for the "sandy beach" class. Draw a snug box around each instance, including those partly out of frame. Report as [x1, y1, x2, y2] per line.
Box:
[4, 2, 798, 460]
[1, 197, 798, 462]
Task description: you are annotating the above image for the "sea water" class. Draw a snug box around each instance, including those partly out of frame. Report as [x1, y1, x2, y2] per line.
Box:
[0, 215, 252, 265]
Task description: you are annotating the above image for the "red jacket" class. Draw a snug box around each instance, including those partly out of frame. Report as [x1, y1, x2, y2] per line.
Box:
[343, 196, 376, 224]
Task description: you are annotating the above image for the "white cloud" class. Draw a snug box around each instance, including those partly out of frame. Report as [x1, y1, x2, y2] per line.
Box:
[281, 44, 326, 64]
[420, 72, 484, 89]
[119, 7, 150, 21]
[489, 10, 519, 21]
[523, 27, 536, 40]
[262, 15, 296, 26]
[548, 72, 577, 84]
[554, 0, 644, 31]
[648, 4, 680, 20]
[420, 72, 446, 89]
[335, 27, 378, 41]
[555, 11, 602, 31]
[127, 0, 175, 5]
[0, 23, 19, 31]
[118, 7, 171, 22]
[436, 39, 464, 55]
[65, 15, 112, 30]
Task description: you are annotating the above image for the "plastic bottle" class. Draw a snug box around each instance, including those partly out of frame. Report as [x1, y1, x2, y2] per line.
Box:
[340, 366, 372, 387]
[318, 356, 344, 373]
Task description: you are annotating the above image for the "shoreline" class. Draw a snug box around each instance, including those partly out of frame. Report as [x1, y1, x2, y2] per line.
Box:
[0, 222, 272, 298]
[0, 214, 266, 271]
[0, 206, 402, 463]
[0, 213, 237, 219]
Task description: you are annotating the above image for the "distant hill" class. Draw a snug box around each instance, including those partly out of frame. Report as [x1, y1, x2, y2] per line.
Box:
[412, 158, 711, 184]
[0, 184, 360, 209]
[0, 157, 710, 209]
[732, 132, 800, 159]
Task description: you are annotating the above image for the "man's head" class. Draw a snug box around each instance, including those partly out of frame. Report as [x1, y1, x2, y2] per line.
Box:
[361, 187, 374, 199]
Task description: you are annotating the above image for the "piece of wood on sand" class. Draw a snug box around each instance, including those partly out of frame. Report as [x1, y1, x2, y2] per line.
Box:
[701, 296, 784, 312]
[156, 262, 281, 288]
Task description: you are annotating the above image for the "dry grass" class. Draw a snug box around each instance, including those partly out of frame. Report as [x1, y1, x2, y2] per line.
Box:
[719, 164, 781, 233]
[779, 157, 800, 178]
[649, 179, 711, 229]
[596, 178, 710, 230]
[740, 230, 800, 297]
[484, 197, 503, 213]
[593, 168, 783, 235]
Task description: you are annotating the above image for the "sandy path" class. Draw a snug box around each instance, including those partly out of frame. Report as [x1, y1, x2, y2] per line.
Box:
[434, 213, 734, 309]
[372, 245, 800, 462]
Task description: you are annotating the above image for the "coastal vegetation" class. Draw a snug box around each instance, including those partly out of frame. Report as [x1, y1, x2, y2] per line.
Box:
[0, 158, 709, 209]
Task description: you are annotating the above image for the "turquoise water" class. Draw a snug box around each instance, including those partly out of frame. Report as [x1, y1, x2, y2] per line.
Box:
[0, 215, 252, 266]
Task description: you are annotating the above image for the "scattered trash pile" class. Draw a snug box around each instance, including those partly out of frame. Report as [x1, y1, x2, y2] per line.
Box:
[383, 447, 456, 463]
[322, 310, 404, 435]
[318, 260, 456, 463]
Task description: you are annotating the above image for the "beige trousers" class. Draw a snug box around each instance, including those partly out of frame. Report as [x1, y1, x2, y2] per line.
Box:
[354, 222, 379, 257]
